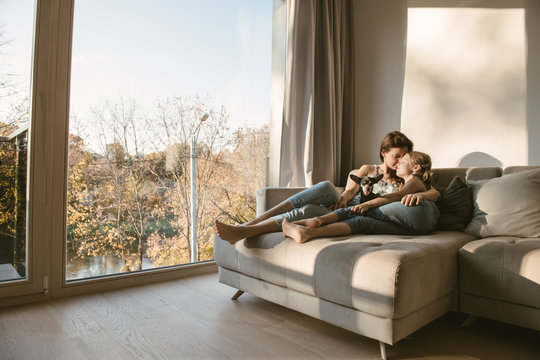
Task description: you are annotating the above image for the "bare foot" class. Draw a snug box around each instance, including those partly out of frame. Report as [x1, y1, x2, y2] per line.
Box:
[282, 218, 312, 244]
[297, 217, 322, 228]
[214, 220, 247, 245]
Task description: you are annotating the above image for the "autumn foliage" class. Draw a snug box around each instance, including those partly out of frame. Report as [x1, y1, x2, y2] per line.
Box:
[66, 96, 269, 272]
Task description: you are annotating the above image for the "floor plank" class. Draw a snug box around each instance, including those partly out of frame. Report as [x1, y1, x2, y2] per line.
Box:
[1, 273, 539, 360]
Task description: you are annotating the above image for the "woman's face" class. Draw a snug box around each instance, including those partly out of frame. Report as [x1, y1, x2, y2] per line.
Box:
[382, 147, 408, 170]
[396, 153, 413, 177]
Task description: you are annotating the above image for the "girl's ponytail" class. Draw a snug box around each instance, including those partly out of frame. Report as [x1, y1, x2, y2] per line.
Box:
[408, 151, 432, 189]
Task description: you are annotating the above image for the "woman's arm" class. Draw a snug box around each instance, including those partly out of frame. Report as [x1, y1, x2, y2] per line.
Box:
[350, 178, 426, 214]
[329, 165, 373, 210]
[401, 187, 441, 206]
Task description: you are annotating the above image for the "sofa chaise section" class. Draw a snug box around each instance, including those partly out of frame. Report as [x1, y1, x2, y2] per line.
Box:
[213, 167, 510, 359]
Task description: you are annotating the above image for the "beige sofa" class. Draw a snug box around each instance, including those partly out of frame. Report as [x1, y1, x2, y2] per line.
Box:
[214, 167, 540, 360]
[458, 166, 540, 332]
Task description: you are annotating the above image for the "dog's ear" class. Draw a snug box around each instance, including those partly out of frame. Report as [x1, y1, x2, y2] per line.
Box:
[372, 174, 384, 183]
[349, 174, 362, 185]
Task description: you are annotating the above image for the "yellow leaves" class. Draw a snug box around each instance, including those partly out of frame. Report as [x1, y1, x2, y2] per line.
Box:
[64, 99, 269, 274]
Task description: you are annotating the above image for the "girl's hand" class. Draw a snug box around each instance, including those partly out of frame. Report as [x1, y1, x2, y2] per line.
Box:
[401, 193, 423, 206]
[351, 203, 370, 215]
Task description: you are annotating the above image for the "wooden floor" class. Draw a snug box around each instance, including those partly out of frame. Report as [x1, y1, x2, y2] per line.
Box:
[1, 273, 539, 360]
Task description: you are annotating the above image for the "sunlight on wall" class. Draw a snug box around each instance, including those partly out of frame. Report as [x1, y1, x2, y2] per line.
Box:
[402, 9, 526, 168]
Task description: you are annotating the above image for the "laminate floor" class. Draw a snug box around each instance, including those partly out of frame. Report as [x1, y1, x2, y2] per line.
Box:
[1, 273, 539, 360]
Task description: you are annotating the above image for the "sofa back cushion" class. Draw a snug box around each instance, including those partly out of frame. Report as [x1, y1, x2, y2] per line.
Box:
[465, 167, 540, 238]
[431, 167, 502, 191]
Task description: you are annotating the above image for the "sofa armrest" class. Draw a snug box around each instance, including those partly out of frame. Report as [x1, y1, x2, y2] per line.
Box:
[256, 187, 306, 216]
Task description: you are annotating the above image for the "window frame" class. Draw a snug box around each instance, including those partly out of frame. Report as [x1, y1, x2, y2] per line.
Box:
[0, 0, 285, 305]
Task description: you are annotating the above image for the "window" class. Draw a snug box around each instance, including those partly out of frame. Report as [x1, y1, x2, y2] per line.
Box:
[67, 0, 273, 280]
[0, 0, 34, 284]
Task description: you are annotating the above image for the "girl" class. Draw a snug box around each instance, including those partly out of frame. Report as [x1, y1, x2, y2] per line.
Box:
[282, 151, 439, 243]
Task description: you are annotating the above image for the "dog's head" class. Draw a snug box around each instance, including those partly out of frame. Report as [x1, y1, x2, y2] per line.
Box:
[350, 174, 384, 196]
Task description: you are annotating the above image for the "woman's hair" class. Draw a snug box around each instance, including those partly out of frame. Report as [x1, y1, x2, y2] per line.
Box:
[379, 131, 414, 162]
[379, 131, 414, 185]
[408, 151, 432, 189]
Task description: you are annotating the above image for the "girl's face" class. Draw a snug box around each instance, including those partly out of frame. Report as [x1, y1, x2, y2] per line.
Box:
[382, 147, 408, 170]
[396, 153, 414, 178]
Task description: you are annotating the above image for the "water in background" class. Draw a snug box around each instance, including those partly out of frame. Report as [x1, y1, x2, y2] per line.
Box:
[66, 255, 155, 281]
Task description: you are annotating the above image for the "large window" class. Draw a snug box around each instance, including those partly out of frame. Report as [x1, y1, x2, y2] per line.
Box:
[67, 0, 273, 280]
[0, 0, 34, 283]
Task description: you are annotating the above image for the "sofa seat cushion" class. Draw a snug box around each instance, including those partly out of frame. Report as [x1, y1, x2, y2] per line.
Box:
[214, 231, 475, 319]
[460, 238, 540, 309]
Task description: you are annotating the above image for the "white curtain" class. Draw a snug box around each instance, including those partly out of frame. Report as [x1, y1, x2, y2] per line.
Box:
[277, 0, 354, 187]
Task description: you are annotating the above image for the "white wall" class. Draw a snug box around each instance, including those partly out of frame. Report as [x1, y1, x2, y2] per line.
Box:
[402, 8, 526, 168]
[352, 0, 540, 169]
[526, 0, 540, 166]
[352, 1, 406, 167]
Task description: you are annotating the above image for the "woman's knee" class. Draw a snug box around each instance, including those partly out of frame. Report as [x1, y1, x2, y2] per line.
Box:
[315, 181, 340, 205]
[288, 180, 339, 208]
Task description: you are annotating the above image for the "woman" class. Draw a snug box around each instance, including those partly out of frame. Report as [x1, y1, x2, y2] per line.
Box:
[215, 131, 439, 244]
[282, 151, 439, 243]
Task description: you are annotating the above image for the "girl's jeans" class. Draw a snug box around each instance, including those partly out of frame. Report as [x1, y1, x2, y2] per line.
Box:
[334, 200, 440, 235]
[271, 181, 440, 235]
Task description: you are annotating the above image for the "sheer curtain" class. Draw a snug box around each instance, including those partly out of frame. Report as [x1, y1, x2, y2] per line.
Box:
[276, 0, 355, 187]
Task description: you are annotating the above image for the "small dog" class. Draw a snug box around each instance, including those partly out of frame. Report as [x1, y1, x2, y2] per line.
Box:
[349, 173, 384, 203]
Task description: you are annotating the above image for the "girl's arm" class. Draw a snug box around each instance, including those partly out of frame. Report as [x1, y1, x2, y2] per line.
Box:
[329, 165, 373, 210]
[351, 178, 427, 215]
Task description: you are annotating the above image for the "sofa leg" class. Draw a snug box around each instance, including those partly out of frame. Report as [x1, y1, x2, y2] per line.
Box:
[462, 315, 478, 327]
[379, 341, 387, 360]
[231, 290, 245, 300]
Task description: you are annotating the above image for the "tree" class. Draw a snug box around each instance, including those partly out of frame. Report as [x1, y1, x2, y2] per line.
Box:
[145, 96, 234, 264]
[0, 25, 30, 271]
[67, 98, 162, 272]
[211, 126, 269, 225]
[66, 94, 270, 273]
[0, 133, 16, 247]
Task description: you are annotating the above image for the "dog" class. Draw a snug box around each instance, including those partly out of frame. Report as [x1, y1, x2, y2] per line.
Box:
[349, 173, 384, 203]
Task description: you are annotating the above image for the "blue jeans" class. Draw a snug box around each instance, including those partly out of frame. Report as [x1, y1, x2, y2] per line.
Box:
[272, 181, 340, 229]
[334, 200, 440, 235]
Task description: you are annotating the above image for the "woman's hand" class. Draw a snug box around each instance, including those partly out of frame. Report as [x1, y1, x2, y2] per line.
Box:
[401, 193, 424, 206]
[329, 195, 348, 210]
[350, 203, 371, 215]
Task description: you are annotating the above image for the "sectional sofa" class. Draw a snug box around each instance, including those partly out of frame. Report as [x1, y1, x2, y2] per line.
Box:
[214, 166, 540, 360]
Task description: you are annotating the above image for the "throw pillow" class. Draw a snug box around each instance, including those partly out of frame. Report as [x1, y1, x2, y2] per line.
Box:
[464, 179, 489, 237]
[436, 176, 472, 231]
[465, 168, 540, 238]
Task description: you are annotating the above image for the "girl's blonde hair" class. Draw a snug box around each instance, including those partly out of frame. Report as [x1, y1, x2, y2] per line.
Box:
[408, 151, 432, 189]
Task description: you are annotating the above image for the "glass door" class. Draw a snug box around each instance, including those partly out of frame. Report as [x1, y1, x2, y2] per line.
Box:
[66, 0, 272, 281]
[0, 1, 34, 285]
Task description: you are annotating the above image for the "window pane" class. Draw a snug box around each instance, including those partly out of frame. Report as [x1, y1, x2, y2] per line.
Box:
[67, 0, 272, 280]
[0, 0, 33, 283]
[402, 8, 526, 167]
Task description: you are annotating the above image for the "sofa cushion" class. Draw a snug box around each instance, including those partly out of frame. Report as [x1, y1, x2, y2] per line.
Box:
[214, 231, 475, 319]
[460, 237, 540, 309]
[436, 176, 472, 231]
[465, 168, 540, 238]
